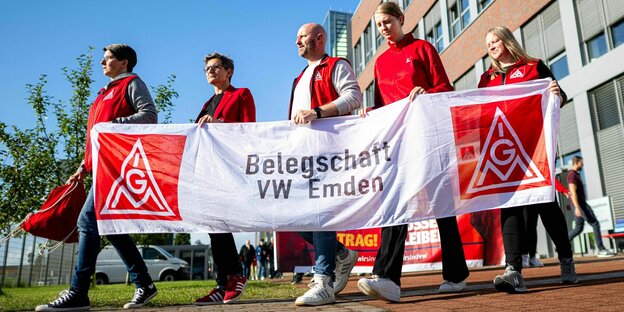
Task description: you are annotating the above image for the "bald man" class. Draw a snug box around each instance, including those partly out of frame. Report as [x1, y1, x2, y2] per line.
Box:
[288, 23, 362, 306]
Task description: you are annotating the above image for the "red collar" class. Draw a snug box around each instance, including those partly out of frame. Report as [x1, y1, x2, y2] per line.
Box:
[388, 33, 415, 51]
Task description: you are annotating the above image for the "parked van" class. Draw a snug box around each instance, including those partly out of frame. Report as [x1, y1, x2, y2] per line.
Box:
[95, 245, 189, 284]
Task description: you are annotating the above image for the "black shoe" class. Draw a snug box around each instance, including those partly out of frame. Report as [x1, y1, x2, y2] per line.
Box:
[493, 266, 528, 293]
[35, 289, 90, 311]
[123, 283, 158, 309]
[291, 273, 303, 285]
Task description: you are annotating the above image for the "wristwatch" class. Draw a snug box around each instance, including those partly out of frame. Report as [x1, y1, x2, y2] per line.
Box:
[314, 107, 322, 119]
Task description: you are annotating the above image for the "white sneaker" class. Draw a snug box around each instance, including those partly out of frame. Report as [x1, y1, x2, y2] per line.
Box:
[597, 249, 615, 258]
[438, 279, 466, 293]
[334, 249, 358, 294]
[522, 254, 530, 268]
[357, 276, 400, 302]
[529, 257, 544, 267]
[294, 274, 335, 306]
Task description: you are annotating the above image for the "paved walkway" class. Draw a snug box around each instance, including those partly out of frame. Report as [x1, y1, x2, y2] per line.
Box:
[124, 256, 623, 311]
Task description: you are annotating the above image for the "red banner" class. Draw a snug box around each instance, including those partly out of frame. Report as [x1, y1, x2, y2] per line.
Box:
[276, 211, 503, 273]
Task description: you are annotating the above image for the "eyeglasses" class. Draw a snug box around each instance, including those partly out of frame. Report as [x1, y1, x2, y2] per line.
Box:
[101, 55, 117, 63]
[204, 64, 224, 72]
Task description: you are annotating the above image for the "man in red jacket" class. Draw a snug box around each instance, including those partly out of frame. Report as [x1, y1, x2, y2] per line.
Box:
[36, 44, 158, 312]
[290, 23, 362, 307]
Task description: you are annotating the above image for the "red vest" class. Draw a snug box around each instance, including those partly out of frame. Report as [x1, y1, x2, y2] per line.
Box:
[83, 76, 137, 171]
[288, 55, 344, 119]
[478, 58, 541, 88]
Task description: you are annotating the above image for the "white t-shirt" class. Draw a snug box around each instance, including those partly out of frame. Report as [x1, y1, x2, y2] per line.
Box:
[291, 59, 322, 120]
[290, 59, 362, 121]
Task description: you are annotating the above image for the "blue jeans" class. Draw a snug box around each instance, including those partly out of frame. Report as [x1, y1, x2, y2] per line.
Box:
[298, 231, 347, 277]
[568, 202, 606, 250]
[71, 186, 152, 293]
[257, 258, 267, 279]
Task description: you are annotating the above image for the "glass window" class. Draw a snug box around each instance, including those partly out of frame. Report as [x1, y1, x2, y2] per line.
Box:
[550, 54, 569, 80]
[478, 0, 493, 12]
[435, 23, 444, 52]
[354, 40, 363, 75]
[450, 0, 471, 40]
[143, 248, 162, 260]
[587, 32, 608, 61]
[365, 82, 375, 108]
[612, 18, 624, 48]
[461, 0, 471, 29]
[364, 25, 374, 63]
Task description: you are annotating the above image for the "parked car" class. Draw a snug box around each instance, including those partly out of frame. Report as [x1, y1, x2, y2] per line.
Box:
[95, 245, 189, 284]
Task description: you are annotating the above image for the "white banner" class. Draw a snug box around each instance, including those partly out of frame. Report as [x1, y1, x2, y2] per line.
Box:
[92, 79, 559, 234]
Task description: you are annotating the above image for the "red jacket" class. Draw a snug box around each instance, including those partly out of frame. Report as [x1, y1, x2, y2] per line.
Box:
[288, 55, 343, 119]
[195, 85, 256, 123]
[374, 33, 453, 108]
[83, 76, 137, 172]
[478, 58, 541, 88]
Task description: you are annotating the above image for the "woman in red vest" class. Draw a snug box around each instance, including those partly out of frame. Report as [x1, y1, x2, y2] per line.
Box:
[478, 25, 577, 293]
[193, 52, 255, 305]
[356, 2, 469, 302]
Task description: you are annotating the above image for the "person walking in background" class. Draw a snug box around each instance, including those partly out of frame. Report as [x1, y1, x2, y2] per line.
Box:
[567, 156, 615, 257]
[193, 52, 255, 305]
[357, 3, 469, 303]
[290, 22, 361, 306]
[267, 237, 276, 278]
[36, 44, 158, 312]
[256, 238, 268, 280]
[478, 25, 578, 293]
[239, 240, 256, 279]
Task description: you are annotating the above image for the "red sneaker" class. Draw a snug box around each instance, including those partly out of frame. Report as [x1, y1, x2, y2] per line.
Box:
[195, 288, 224, 305]
[224, 275, 247, 303]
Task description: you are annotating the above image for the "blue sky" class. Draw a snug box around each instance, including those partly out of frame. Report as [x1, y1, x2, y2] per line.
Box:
[0, 0, 360, 126]
[0, 0, 360, 248]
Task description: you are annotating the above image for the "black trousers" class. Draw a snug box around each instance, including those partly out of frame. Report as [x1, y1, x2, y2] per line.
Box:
[210, 233, 243, 288]
[524, 205, 539, 257]
[502, 200, 572, 272]
[372, 216, 469, 286]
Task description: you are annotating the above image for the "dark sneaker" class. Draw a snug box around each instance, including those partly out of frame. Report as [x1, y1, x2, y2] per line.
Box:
[493, 266, 527, 293]
[35, 289, 90, 312]
[560, 258, 578, 284]
[291, 273, 303, 285]
[123, 283, 158, 309]
[224, 275, 247, 303]
[195, 288, 225, 305]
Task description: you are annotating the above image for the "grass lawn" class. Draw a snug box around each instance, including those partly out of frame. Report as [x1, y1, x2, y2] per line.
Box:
[0, 279, 306, 311]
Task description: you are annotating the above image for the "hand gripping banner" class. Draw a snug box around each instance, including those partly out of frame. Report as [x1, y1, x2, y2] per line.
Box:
[91, 79, 559, 235]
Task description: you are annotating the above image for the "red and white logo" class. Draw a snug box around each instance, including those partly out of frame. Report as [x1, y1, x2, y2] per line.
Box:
[103, 89, 115, 101]
[314, 72, 323, 81]
[450, 95, 551, 200]
[95, 133, 186, 220]
[466, 107, 545, 193]
[509, 69, 524, 79]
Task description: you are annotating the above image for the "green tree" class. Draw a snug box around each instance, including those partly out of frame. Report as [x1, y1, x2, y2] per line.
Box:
[174, 233, 191, 245]
[0, 48, 178, 235]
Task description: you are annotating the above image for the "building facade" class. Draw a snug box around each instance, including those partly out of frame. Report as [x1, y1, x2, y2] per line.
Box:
[351, 0, 624, 254]
[323, 10, 354, 60]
